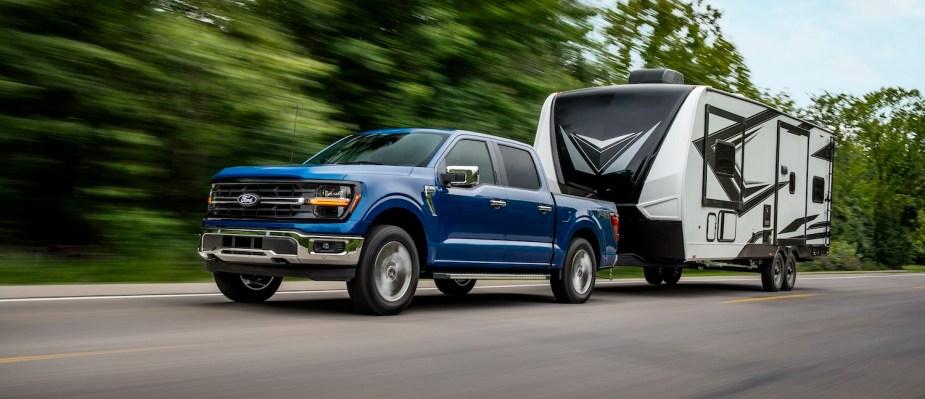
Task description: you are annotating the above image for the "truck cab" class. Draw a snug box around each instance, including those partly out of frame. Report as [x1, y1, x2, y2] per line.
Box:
[200, 128, 618, 314]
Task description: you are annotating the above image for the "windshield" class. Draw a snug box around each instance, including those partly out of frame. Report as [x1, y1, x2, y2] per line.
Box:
[305, 132, 448, 166]
[553, 85, 691, 204]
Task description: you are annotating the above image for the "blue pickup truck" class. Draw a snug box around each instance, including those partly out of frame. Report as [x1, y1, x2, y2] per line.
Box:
[199, 128, 619, 314]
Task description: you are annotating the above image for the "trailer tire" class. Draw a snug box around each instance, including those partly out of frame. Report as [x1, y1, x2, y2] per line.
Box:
[214, 272, 282, 303]
[643, 267, 663, 285]
[347, 225, 419, 315]
[760, 252, 785, 292]
[662, 267, 682, 285]
[434, 279, 476, 296]
[782, 252, 797, 291]
[551, 238, 596, 304]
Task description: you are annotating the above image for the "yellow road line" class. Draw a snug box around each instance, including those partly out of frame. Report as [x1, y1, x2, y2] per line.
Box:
[917, 285, 925, 289]
[723, 293, 819, 304]
[0, 346, 178, 365]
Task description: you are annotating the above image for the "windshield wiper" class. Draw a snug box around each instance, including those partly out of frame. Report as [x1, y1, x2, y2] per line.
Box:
[341, 161, 383, 165]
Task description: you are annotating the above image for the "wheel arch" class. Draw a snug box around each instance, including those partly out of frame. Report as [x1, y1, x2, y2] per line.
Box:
[366, 204, 429, 269]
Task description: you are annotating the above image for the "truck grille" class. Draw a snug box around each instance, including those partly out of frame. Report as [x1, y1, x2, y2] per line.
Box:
[208, 182, 314, 219]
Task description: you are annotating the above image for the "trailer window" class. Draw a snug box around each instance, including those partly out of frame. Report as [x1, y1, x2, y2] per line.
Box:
[498, 145, 541, 190]
[714, 140, 736, 177]
[812, 176, 825, 203]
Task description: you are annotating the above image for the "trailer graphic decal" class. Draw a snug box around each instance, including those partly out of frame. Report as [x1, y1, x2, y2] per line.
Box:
[563, 123, 660, 174]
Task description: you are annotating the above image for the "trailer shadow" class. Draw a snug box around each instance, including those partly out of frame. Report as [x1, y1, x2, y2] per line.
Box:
[594, 282, 765, 297]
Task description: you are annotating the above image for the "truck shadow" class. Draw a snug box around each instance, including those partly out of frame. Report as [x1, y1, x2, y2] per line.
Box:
[196, 291, 556, 317]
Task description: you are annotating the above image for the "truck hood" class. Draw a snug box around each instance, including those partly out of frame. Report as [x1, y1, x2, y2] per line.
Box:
[213, 164, 415, 181]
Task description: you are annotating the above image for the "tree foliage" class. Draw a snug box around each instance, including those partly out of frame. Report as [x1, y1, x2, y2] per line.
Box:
[805, 89, 925, 267]
[0, 0, 920, 270]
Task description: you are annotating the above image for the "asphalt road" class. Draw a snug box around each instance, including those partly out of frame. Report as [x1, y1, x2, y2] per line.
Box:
[2, 273, 925, 398]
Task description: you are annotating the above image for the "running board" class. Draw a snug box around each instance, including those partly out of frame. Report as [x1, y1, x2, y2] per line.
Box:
[432, 273, 550, 280]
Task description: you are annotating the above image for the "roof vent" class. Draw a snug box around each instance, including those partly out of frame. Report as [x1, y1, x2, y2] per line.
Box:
[628, 68, 684, 84]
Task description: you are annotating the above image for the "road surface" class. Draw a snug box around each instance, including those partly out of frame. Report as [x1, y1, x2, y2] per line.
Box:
[2, 272, 925, 398]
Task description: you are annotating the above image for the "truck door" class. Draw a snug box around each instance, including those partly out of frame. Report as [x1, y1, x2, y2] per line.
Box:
[775, 122, 810, 245]
[494, 143, 555, 268]
[431, 138, 508, 266]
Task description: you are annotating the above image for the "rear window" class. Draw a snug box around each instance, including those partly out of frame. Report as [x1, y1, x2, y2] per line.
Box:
[499, 145, 541, 190]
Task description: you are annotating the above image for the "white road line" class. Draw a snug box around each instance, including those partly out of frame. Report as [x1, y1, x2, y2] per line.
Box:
[1, 273, 923, 303]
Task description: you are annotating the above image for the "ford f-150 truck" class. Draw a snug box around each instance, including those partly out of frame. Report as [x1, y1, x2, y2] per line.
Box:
[199, 128, 619, 315]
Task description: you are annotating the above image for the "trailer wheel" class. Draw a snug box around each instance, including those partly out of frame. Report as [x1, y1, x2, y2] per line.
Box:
[435, 279, 476, 296]
[551, 238, 596, 303]
[214, 272, 282, 303]
[781, 252, 798, 291]
[662, 267, 682, 285]
[760, 252, 785, 292]
[347, 225, 419, 315]
[643, 267, 663, 285]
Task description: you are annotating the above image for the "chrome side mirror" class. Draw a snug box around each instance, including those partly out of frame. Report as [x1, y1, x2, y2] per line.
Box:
[442, 166, 479, 187]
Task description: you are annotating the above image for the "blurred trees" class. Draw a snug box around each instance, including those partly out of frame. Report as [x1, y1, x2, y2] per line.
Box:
[0, 0, 921, 269]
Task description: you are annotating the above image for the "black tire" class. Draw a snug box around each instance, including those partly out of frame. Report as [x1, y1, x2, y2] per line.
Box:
[347, 225, 419, 315]
[643, 267, 663, 285]
[662, 267, 682, 285]
[434, 279, 476, 296]
[551, 238, 596, 304]
[214, 272, 282, 303]
[761, 252, 785, 292]
[781, 251, 797, 291]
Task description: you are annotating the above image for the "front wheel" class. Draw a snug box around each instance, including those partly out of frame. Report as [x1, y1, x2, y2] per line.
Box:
[347, 225, 419, 315]
[551, 238, 596, 304]
[643, 267, 663, 285]
[214, 272, 282, 303]
[760, 252, 785, 292]
[434, 279, 476, 296]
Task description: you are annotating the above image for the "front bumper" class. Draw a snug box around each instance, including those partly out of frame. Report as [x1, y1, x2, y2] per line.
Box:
[198, 228, 364, 267]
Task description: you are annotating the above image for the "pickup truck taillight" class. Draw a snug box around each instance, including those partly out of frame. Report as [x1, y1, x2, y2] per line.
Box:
[610, 212, 620, 242]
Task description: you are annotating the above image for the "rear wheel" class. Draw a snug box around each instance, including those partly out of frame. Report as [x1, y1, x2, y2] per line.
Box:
[347, 225, 419, 315]
[761, 252, 785, 292]
[434, 279, 476, 296]
[781, 252, 798, 291]
[662, 267, 682, 285]
[643, 267, 663, 285]
[551, 238, 596, 303]
[214, 272, 282, 303]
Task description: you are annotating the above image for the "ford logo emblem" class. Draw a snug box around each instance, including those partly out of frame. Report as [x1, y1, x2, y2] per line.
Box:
[237, 193, 260, 207]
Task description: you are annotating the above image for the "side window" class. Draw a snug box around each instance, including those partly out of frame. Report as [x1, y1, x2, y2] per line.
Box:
[812, 176, 825, 203]
[714, 140, 736, 177]
[499, 145, 541, 190]
[443, 139, 495, 185]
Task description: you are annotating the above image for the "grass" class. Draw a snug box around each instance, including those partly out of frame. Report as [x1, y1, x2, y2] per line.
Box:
[0, 251, 209, 284]
[1, 250, 922, 285]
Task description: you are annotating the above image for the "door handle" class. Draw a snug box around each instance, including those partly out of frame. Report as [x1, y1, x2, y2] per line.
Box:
[537, 205, 552, 214]
[489, 199, 507, 209]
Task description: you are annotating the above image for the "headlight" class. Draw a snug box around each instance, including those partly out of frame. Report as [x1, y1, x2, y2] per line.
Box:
[310, 185, 360, 218]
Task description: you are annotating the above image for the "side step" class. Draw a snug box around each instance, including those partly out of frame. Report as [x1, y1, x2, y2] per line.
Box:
[432, 273, 550, 280]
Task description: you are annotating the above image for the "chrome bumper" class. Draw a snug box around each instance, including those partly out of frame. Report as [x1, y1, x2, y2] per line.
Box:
[198, 228, 364, 266]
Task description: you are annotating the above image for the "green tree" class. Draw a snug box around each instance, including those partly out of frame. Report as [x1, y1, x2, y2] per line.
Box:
[599, 0, 793, 111]
[805, 88, 925, 267]
[0, 0, 340, 252]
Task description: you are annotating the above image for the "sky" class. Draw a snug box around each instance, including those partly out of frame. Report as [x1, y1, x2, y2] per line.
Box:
[707, 0, 925, 106]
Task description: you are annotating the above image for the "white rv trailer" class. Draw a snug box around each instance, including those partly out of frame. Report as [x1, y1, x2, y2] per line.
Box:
[533, 69, 834, 291]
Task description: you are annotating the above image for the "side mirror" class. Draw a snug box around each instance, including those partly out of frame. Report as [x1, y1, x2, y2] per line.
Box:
[441, 166, 479, 187]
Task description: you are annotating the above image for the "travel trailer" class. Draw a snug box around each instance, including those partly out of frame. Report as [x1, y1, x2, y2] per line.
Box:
[533, 69, 834, 292]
